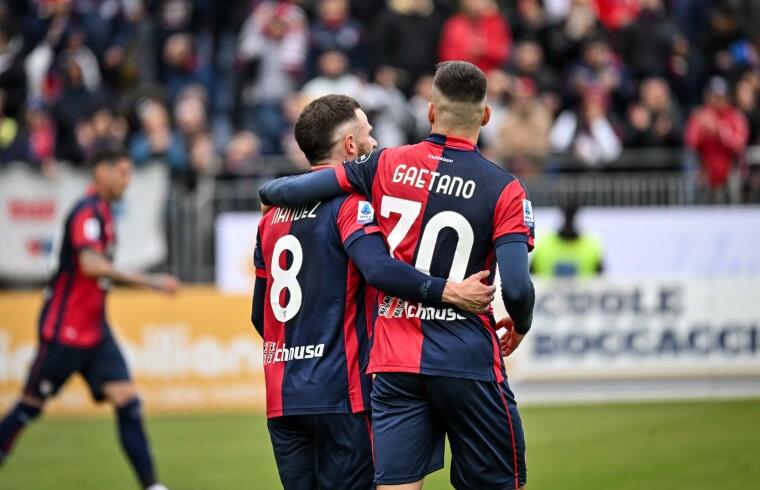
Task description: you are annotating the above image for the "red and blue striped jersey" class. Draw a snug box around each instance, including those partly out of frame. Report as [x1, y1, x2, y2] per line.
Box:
[334, 133, 535, 383]
[39, 188, 116, 348]
[254, 192, 381, 418]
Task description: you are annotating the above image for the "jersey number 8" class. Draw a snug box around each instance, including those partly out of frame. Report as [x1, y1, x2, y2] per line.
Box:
[270, 235, 303, 322]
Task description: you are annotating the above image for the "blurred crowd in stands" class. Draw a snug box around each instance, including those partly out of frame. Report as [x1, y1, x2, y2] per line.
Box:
[0, 0, 759, 198]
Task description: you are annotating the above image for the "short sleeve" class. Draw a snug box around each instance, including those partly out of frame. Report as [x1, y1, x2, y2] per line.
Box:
[335, 149, 383, 198]
[337, 194, 382, 249]
[493, 179, 535, 251]
[253, 222, 267, 278]
[70, 206, 104, 253]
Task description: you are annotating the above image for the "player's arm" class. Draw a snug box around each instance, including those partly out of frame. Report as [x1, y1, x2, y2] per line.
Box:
[78, 249, 180, 294]
[260, 151, 381, 207]
[346, 233, 495, 312]
[251, 276, 266, 338]
[259, 170, 343, 207]
[250, 227, 267, 337]
[492, 179, 537, 355]
[496, 241, 535, 335]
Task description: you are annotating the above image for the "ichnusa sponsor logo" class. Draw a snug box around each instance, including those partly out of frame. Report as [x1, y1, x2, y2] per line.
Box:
[378, 295, 466, 321]
[262, 342, 325, 365]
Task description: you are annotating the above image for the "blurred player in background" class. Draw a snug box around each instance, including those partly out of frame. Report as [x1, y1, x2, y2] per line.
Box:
[260, 61, 535, 490]
[530, 203, 604, 277]
[0, 140, 180, 490]
[252, 94, 495, 490]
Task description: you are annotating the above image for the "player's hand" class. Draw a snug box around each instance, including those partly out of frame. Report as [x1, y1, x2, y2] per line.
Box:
[147, 274, 181, 295]
[442, 271, 496, 313]
[497, 317, 525, 357]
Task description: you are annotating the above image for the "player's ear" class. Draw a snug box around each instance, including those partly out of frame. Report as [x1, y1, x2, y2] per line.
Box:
[427, 102, 435, 125]
[343, 133, 356, 159]
[481, 105, 492, 127]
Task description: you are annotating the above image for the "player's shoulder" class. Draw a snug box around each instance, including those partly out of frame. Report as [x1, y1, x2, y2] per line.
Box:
[67, 193, 100, 222]
[331, 192, 373, 220]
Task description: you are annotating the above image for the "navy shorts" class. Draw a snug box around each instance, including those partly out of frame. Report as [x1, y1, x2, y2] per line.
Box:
[267, 412, 375, 490]
[24, 333, 131, 402]
[371, 373, 527, 489]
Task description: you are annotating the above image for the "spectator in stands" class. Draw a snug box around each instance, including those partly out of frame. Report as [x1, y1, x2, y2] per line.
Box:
[505, 41, 562, 114]
[567, 37, 633, 109]
[130, 98, 186, 170]
[703, 1, 746, 78]
[0, 22, 26, 119]
[51, 55, 105, 163]
[550, 86, 623, 165]
[301, 50, 363, 101]
[236, 0, 307, 154]
[531, 203, 604, 277]
[618, 0, 680, 79]
[24, 100, 56, 172]
[494, 78, 552, 177]
[174, 86, 209, 140]
[735, 72, 760, 145]
[685, 76, 749, 198]
[623, 77, 683, 148]
[543, 0, 605, 69]
[370, 0, 446, 95]
[188, 131, 220, 177]
[479, 69, 510, 151]
[307, 0, 364, 78]
[161, 33, 210, 104]
[510, 0, 552, 44]
[0, 90, 25, 163]
[224, 130, 261, 176]
[76, 107, 128, 159]
[409, 74, 434, 141]
[592, 0, 640, 31]
[361, 66, 412, 148]
[438, 0, 511, 74]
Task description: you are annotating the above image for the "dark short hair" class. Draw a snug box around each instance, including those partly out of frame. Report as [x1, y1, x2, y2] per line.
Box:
[294, 94, 360, 164]
[86, 138, 129, 169]
[433, 61, 487, 104]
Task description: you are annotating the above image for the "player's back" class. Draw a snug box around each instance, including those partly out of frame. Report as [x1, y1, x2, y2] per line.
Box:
[337, 133, 534, 382]
[40, 189, 115, 348]
[254, 193, 376, 418]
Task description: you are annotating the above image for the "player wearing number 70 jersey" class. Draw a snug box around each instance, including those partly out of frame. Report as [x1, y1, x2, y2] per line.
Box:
[251, 95, 495, 490]
[260, 62, 536, 490]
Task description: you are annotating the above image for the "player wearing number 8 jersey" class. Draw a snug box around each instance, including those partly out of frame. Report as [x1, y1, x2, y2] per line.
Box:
[260, 62, 536, 489]
[252, 95, 495, 490]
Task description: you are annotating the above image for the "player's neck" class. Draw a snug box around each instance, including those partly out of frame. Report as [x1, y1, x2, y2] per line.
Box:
[311, 160, 339, 169]
[430, 124, 480, 147]
[91, 182, 113, 202]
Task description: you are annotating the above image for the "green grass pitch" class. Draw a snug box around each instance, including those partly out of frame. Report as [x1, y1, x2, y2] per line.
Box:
[1, 399, 758, 489]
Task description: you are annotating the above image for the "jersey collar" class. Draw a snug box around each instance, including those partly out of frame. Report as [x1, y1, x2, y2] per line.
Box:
[426, 133, 478, 151]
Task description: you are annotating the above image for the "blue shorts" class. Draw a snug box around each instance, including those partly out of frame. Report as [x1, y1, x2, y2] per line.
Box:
[24, 333, 131, 402]
[371, 373, 527, 489]
[267, 412, 375, 490]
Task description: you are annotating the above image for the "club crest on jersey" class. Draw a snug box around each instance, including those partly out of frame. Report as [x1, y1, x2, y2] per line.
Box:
[522, 199, 535, 227]
[357, 201, 374, 224]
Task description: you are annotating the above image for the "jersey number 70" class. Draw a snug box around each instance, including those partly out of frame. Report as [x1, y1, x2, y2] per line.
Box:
[381, 196, 474, 282]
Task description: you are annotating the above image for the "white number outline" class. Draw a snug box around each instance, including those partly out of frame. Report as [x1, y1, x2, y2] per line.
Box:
[381, 197, 474, 281]
[269, 235, 303, 322]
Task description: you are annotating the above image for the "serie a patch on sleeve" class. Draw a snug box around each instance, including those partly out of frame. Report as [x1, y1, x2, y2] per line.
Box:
[84, 216, 101, 240]
[522, 199, 535, 227]
[357, 201, 375, 224]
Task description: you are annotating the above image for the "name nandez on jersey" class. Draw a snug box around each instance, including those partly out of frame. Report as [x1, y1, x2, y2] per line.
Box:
[379, 295, 467, 321]
[392, 163, 476, 199]
[262, 341, 325, 365]
[270, 202, 321, 225]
